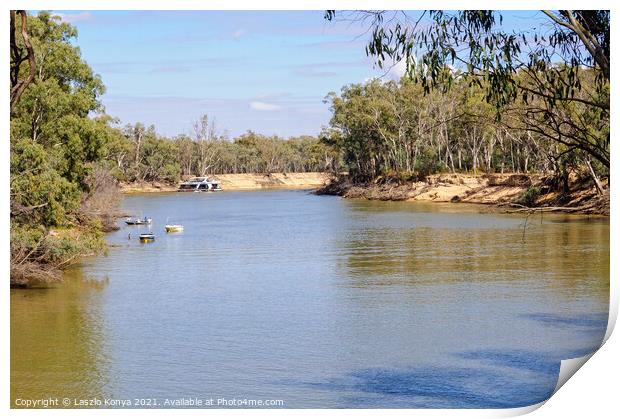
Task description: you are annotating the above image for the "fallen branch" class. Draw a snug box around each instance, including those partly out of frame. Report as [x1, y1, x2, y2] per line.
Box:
[15, 231, 48, 266]
[504, 203, 599, 213]
[11, 201, 48, 216]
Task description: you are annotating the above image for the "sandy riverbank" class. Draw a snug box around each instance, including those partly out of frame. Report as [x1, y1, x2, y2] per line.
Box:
[119, 172, 608, 215]
[120, 172, 331, 193]
[215, 172, 331, 190]
[317, 173, 609, 215]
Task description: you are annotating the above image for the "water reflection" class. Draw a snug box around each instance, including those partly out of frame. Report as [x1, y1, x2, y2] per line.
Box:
[339, 200, 609, 302]
[11, 270, 110, 406]
[10, 191, 609, 408]
[521, 313, 609, 329]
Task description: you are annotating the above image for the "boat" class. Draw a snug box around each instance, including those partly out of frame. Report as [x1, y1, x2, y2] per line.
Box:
[125, 216, 152, 225]
[165, 224, 184, 233]
[177, 176, 222, 192]
[139, 233, 155, 242]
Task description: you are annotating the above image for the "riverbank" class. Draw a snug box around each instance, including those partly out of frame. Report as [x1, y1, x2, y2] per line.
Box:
[120, 172, 331, 193]
[10, 224, 108, 287]
[316, 173, 609, 215]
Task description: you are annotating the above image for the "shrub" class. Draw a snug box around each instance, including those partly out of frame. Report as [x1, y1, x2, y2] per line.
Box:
[517, 186, 541, 207]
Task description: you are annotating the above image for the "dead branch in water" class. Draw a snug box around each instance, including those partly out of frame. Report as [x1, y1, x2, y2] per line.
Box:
[10, 261, 61, 286]
[502, 202, 602, 214]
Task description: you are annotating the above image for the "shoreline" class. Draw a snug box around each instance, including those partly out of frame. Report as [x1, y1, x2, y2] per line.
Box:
[119, 172, 331, 194]
[316, 173, 609, 216]
[118, 171, 608, 216]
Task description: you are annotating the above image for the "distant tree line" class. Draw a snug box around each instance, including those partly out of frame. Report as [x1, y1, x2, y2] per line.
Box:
[104, 119, 339, 184]
[322, 70, 608, 190]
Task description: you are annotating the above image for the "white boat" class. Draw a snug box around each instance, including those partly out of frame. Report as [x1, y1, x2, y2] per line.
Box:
[126, 216, 152, 225]
[139, 233, 155, 242]
[165, 224, 184, 233]
[178, 176, 222, 192]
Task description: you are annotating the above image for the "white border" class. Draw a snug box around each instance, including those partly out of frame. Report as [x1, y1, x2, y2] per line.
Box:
[0, 1, 618, 11]
[2, 1, 617, 418]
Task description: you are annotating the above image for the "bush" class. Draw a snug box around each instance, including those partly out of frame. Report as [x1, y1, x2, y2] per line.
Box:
[415, 158, 442, 177]
[10, 222, 105, 285]
[517, 186, 541, 207]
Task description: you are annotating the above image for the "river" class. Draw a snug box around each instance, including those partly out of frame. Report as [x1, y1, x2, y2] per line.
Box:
[11, 189, 609, 408]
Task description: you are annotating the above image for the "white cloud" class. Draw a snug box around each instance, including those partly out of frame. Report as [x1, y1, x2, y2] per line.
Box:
[232, 29, 246, 40]
[387, 59, 408, 81]
[382, 56, 419, 81]
[54, 12, 93, 24]
[249, 101, 282, 112]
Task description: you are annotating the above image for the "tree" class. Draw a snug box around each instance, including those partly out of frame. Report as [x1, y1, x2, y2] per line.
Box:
[193, 114, 221, 176]
[321, 73, 605, 183]
[325, 10, 610, 171]
[10, 12, 115, 284]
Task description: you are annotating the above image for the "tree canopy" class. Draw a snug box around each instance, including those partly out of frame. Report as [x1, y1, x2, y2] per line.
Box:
[322, 75, 595, 183]
[325, 10, 610, 169]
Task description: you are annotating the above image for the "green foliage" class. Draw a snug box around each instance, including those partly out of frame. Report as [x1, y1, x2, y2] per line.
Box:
[326, 10, 610, 169]
[10, 221, 105, 285]
[103, 124, 339, 183]
[11, 138, 81, 227]
[10, 224, 46, 260]
[518, 186, 541, 207]
[415, 155, 444, 178]
[10, 12, 112, 284]
[11, 12, 107, 186]
[322, 67, 606, 182]
[44, 227, 104, 265]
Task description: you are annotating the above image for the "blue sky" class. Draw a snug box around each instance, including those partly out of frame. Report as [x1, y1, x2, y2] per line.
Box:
[54, 10, 548, 138]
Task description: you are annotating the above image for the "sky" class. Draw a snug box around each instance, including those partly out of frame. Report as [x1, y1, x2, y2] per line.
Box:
[53, 10, 548, 139]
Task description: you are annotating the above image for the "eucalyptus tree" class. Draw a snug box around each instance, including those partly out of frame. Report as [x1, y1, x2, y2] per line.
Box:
[10, 12, 115, 283]
[322, 75, 590, 180]
[175, 135, 196, 177]
[104, 124, 134, 179]
[11, 11, 109, 207]
[325, 10, 610, 174]
[193, 114, 221, 176]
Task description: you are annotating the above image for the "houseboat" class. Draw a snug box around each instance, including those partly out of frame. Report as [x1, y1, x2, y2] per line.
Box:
[177, 176, 222, 192]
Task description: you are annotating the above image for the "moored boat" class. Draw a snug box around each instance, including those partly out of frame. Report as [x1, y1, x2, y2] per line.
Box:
[165, 224, 184, 233]
[177, 176, 222, 192]
[139, 233, 155, 242]
[126, 216, 152, 225]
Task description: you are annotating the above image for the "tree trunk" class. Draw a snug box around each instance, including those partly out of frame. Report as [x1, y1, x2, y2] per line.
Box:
[10, 11, 36, 112]
[585, 158, 605, 195]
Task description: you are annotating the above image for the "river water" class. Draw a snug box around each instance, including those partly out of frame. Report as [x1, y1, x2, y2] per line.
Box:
[11, 190, 609, 408]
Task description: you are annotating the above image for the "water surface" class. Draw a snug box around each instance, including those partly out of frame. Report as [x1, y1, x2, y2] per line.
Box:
[11, 190, 609, 408]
